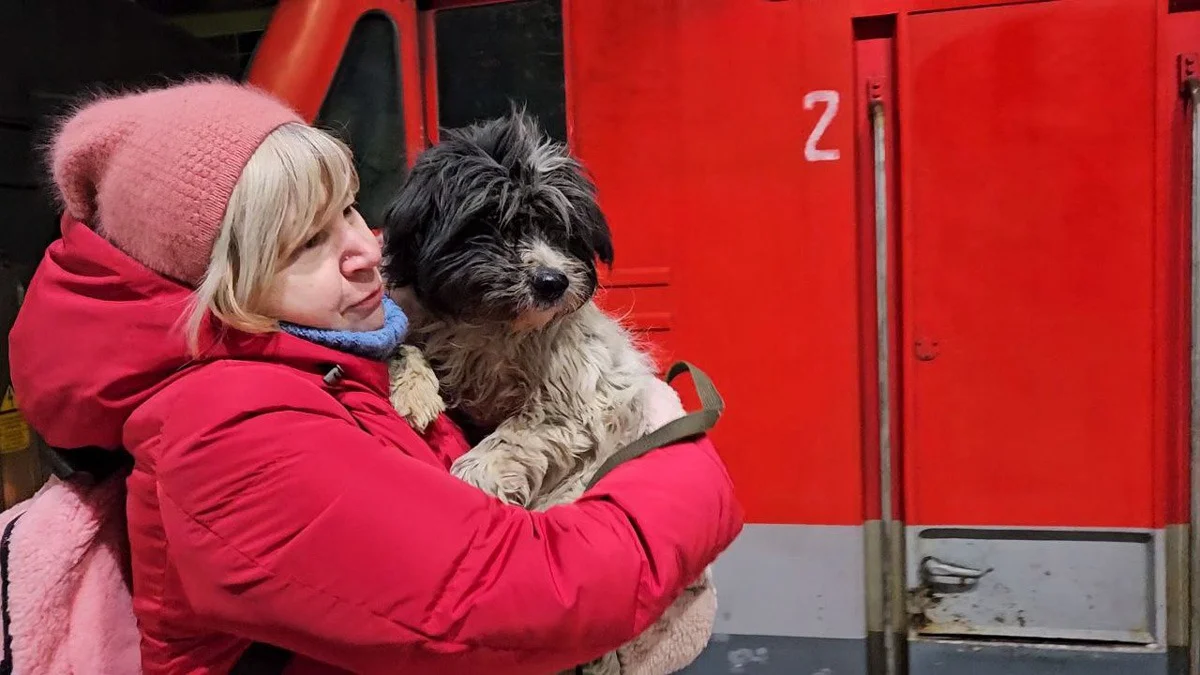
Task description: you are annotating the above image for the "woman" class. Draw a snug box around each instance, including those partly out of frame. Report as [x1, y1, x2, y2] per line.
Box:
[7, 80, 743, 674]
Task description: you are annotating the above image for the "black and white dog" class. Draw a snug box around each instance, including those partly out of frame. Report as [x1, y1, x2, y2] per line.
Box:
[380, 109, 716, 675]
[381, 108, 668, 508]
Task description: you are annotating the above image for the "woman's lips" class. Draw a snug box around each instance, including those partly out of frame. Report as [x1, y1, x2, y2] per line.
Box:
[351, 286, 383, 311]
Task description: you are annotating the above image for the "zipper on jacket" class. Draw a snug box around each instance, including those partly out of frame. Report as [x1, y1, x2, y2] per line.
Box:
[322, 365, 344, 386]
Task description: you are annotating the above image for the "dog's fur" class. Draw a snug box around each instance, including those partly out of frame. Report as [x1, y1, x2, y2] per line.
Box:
[380, 110, 715, 674]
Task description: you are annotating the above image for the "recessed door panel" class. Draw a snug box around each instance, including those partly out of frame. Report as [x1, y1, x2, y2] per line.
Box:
[900, 0, 1160, 645]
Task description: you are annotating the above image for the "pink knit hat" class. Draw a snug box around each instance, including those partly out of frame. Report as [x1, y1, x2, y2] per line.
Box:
[50, 79, 304, 285]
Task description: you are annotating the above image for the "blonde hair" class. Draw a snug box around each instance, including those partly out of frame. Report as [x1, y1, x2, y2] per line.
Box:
[184, 122, 360, 353]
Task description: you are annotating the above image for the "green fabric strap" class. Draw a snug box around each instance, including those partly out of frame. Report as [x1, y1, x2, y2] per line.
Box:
[584, 361, 725, 490]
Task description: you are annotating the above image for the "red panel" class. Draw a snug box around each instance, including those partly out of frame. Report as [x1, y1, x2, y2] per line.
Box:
[853, 0, 1047, 14]
[596, 268, 673, 334]
[900, 0, 1159, 528]
[248, 0, 427, 168]
[423, 0, 510, 8]
[567, 0, 867, 525]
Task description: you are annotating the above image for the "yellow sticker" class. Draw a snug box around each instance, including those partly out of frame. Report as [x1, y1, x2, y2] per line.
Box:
[0, 386, 29, 454]
[0, 412, 29, 454]
[0, 386, 16, 413]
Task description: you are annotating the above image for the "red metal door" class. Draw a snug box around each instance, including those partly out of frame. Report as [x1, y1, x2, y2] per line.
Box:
[896, 0, 1168, 665]
[247, 0, 425, 229]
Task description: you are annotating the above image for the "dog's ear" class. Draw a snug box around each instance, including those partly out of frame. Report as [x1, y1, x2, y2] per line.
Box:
[381, 168, 437, 288]
[575, 198, 614, 267]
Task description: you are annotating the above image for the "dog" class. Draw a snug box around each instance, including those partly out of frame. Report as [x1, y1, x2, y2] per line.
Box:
[380, 109, 716, 675]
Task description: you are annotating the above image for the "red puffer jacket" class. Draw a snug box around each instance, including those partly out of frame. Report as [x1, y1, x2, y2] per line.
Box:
[7, 217, 743, 675]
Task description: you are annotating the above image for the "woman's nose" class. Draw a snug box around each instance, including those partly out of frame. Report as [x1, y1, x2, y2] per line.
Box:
[342, 226, 383, 275]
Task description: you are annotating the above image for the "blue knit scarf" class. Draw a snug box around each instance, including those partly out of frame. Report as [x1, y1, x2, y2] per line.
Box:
[280, 295, 408, 361]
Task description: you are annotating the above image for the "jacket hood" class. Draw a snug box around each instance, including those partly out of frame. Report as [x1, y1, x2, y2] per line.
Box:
[9, 216, 389, 451]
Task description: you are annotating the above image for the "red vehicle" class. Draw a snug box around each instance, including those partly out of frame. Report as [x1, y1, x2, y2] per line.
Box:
[4, 0, 1200, 673]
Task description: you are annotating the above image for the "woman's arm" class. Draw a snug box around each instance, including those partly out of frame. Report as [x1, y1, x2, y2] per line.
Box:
[420, 412, 473, 468]
[148, 364, 743, 675]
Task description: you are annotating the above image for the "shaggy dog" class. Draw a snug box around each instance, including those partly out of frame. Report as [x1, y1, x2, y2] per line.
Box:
[379, 110, 716, 675]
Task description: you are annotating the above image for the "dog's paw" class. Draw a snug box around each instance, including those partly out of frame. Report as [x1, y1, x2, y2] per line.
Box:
[389, 345, 445, 432]
[450, 446, 536, 507]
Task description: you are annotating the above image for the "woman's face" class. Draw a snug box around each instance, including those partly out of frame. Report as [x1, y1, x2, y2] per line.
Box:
[262, 204, 386, 332]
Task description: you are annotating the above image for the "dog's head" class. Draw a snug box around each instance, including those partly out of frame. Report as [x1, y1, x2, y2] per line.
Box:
[381, 108, 613, 330]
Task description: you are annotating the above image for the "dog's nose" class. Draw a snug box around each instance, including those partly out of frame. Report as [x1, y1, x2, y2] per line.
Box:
[531, 268, 570, 302]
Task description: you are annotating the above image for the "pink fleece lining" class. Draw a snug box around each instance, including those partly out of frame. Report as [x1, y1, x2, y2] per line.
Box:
[0, 476, 140, 675]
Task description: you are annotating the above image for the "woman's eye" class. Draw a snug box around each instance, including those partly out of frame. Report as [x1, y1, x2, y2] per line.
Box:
[303, 230, 329, 250]
[343, 202, 358, 218]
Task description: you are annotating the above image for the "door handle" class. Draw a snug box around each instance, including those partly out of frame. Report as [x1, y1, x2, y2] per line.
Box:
[867, 80, 905, 675]
[920, 556, 992, 593]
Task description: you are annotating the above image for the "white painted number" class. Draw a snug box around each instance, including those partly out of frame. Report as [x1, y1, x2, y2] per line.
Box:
[803, 90, 840, 162]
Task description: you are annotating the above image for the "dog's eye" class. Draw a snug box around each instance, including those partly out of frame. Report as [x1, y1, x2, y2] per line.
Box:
[456, 218, 495, 243]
